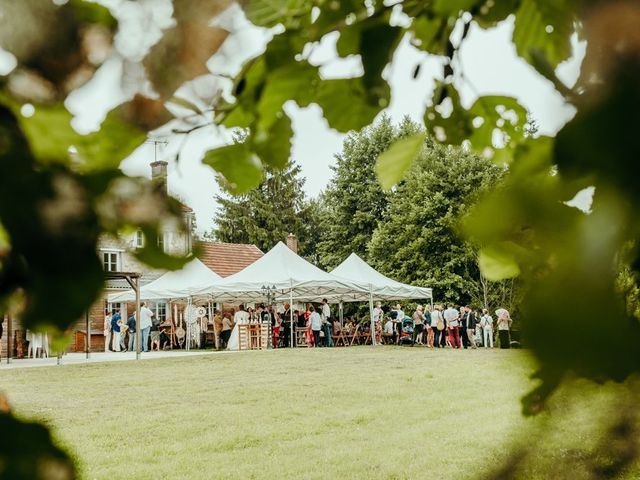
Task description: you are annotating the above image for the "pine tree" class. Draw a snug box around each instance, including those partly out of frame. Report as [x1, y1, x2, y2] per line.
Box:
[368, 140, 503, 305]
[316, 115, 419, 269]
[211, 162, 317, 258]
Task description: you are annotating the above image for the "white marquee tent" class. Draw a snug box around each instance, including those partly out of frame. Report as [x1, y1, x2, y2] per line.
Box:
[190, 241, 374, 347]
[330, 253, 433, 301]
[331, 253, 432, 344]
[190, 241, 370, 303]
[108, 257, 222, 302]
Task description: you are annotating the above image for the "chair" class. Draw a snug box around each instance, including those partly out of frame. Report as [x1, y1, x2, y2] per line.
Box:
[295, 327, 309, 347]
[359, 328, 372, 345]
[349, 324, 361, 346]
[332, 328, 347, 347]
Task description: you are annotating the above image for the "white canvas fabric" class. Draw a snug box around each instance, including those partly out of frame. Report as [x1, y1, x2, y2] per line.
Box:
[191, 242, 371, 302]
[330, 253, 432, 301]
[108, 257, 222, 302]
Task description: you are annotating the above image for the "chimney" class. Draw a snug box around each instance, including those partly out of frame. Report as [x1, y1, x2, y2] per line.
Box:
[150, 160, 168, 195]
[286, 233, 298, 253]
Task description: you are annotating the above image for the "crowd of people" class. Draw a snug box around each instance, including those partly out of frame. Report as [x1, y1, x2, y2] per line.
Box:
[103, 302, 168, 353]
[214, 300, 515, 350]
[382, 303, 514, 349]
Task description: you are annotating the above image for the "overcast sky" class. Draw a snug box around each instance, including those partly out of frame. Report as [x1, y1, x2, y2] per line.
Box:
[8, 2, 587, 234]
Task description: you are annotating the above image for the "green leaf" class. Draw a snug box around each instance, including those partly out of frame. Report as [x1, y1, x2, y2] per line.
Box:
[360, 23, 402, 94]
[244, 0, 309, 28]
[256, 61, 318, 132]
[253, 111, 293, 169]
[513, 0, 576, 67]
[433, 0, 482, 16]
[468, 95, 528, 151]
[316, 78, 385, 133]
[475, 0, 521, 28]
[424, 82, 473, 145]
[0, 95, 145, 171]
[203, 142, 263, 195]
[478, 246, 521, 280]
[336, 25, 361, 57]
[375, 132, 425, 190]
[69, 0, 117, 29]
[0, 412, 75, 480]
[408, 16, 442, 52]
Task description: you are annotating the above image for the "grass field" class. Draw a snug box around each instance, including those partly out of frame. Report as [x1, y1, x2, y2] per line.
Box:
[2, 347, 639, 479]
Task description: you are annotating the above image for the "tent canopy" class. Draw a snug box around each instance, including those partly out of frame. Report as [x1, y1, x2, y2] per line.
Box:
[191, 242, 371, 303]
[108, 257, 222, 302]
[330, 253, 432, 301]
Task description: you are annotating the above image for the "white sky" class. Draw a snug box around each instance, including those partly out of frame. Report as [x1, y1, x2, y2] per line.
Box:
[3, 2, 587, 235]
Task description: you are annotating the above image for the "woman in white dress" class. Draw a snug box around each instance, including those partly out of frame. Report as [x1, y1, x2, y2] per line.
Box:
[227, 305, 250, 351]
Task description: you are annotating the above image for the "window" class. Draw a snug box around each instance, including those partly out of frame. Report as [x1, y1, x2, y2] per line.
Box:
[102, 251, 120, 272]
[135, 230, 144, 248]
[105, 301, 122, 316]
[155, 302, 167, 322]
[157, 233, 165, 252]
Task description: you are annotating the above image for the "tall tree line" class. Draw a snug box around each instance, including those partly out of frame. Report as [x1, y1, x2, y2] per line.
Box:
[209, 161, 318, 259]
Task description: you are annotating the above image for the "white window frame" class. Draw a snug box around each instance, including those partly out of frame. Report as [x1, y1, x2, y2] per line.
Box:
[155, 302, 167, 322]
[135, 230, 144, 248]
[105, 301, 122, 316]
[102, 250, 121, 272]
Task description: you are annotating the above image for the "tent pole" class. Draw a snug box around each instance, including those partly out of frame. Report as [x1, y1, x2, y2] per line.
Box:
[289, 280, 294, 348]
[339, 302, 343, 328]
[85, 310, 90, 360]
[135, 276, 141, 360]
[369, 286, 375, 346]
[6, 314, 11, 364]
[186, 297, 191, 352]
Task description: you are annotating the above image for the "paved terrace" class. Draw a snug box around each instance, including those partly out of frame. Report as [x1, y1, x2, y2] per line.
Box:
[0, 349, 228, 369]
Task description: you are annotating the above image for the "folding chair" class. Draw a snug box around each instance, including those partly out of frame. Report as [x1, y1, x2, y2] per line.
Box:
[333, 329, 348, 347]
[349, 324, 361, 346]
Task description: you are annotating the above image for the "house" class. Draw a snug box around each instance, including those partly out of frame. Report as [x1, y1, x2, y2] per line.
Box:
[78, 160, 265, 352]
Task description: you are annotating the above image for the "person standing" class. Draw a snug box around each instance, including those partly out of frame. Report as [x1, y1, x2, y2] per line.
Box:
[464, 306, 477, 349]
[412, 305, 425, 345]
[430, 305, 444, 348]
[496, 309, 512, 349]
[111, 310, 122, 352]
[394, 304, 404, 345]
[481, 309, 494, 348]
[139, 302, 154, 352]
[103, 311, 112, 352]
[443, 304, 461, 349]
[282, 303, 292, 348]
[424, 304, 433, 347]
[119, 323, 128, 352]
[126, 313, 136, 352]
[459, 306, 469, 348]
[309, 305, 322, 347]
[428, 305, 438, 347]
[321, 299, 332, 347]
[373, 302, 384, 324]
[220, 312, 234, 348]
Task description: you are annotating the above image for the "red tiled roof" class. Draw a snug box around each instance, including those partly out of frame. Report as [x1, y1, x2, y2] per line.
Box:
[197, 241, 263, 277]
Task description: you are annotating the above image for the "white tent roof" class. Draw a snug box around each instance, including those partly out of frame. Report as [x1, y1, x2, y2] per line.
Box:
[108, 257, 222, 302]
[191, 242, 371, 302]
[330, 253, 432, 300]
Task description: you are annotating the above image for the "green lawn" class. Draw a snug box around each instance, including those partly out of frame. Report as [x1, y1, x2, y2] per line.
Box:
[1, 347, 639, 479]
